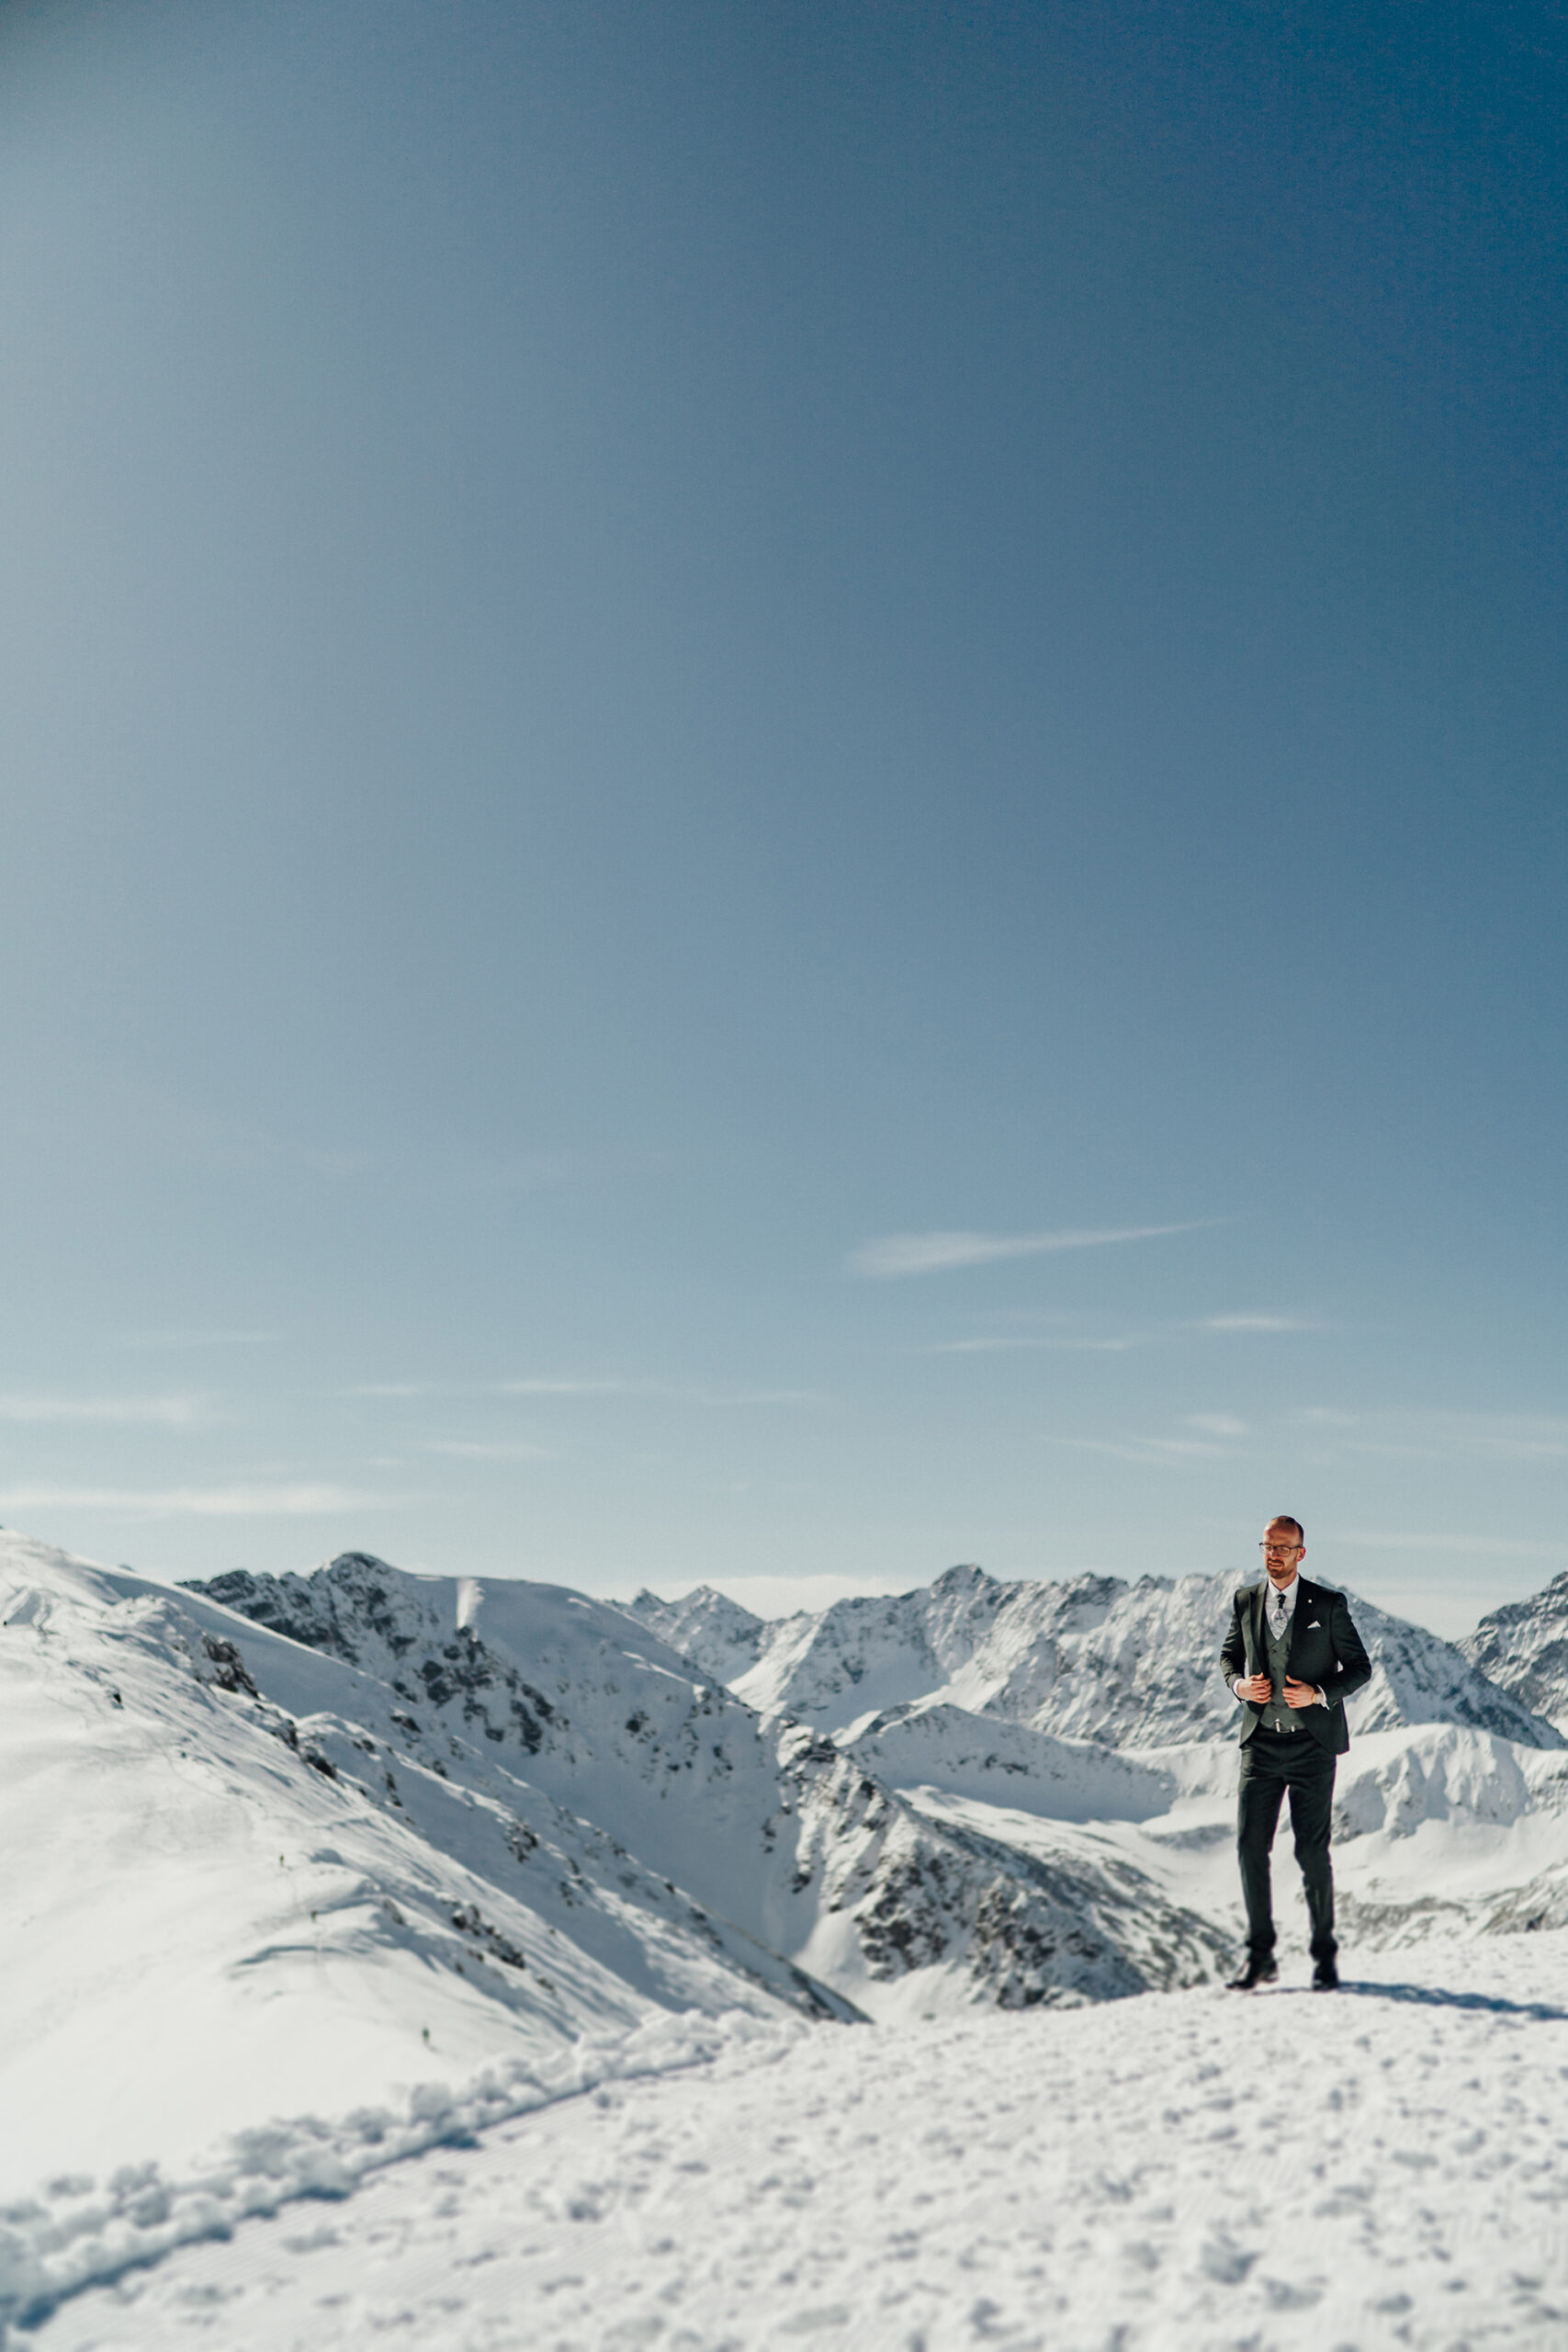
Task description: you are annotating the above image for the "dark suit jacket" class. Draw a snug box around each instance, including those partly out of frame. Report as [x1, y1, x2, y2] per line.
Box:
[1219, 1577, 1372, 1755]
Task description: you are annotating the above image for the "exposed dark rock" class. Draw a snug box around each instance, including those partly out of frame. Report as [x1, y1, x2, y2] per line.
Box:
[450, 1901, 526, 1970]
[1461, 1571, 1568, 1734]
[199, 1634, 258, 1699]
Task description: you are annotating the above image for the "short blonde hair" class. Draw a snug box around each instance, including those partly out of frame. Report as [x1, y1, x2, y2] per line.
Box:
[1267, 1515, 1304, 1545]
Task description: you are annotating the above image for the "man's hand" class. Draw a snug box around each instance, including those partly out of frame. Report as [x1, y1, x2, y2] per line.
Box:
[1283, 1677, 1320, 1709]
[1235, 1672, 1271, 1702]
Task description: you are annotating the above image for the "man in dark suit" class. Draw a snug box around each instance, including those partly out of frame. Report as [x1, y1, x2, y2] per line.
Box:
[1219, 1516, 1372, 1991]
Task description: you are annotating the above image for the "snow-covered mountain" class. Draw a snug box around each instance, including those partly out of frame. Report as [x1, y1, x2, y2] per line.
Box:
[186, 1553, 1232, 2024]
[838, 1702, 1181, 1824]
[1461, 1568, 1568, 1734]
[0, 1532, 861, 2202]
[15, 1526, 1568, 2345]
[631, 1562, 1561, 1748]
[628, 1581, 767, 1687]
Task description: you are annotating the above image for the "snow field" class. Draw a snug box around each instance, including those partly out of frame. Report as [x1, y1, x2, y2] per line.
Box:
[0, 2010, 799, 2343]
[24, 1928, 1568, 2352]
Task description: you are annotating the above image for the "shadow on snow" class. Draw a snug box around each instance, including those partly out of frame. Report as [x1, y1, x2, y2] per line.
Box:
[1339, 1981, 1568, 2024]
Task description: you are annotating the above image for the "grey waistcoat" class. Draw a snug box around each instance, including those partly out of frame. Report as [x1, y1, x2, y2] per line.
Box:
[1261, 1602, 1297, 1733]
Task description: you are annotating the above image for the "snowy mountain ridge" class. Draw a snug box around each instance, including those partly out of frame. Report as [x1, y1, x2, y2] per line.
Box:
[11, 1527, 1568, 2343]
[1461, 1567, 1568, 1735]
[630, 1561, 1561, 1749]
[186, 1553, 1230, 2021]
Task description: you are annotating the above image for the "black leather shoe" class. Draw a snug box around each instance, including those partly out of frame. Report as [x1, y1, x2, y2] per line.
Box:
[1312, 1956, 1340, 1991]
[1226, 1953, 1279, 1990]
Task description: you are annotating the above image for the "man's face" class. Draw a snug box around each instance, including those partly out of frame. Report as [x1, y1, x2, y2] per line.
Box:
[1261, 1526, 1304, 1589]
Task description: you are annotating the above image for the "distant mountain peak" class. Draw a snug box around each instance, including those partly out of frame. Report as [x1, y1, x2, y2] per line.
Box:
[1461, 1570, 1568, 1735]
[636, 1564, 1562, 1750]
[624, 1584, 767, 1685]
[184, 1551, 1237, 2012]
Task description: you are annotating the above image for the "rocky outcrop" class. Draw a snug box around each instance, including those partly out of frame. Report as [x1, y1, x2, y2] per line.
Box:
[1461, 1572, 1568, 1735]
[780, 1727, 1229, 2007]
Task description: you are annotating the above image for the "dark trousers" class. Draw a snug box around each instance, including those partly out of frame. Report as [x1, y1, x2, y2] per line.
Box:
[1237, 1727, 1337, 1961]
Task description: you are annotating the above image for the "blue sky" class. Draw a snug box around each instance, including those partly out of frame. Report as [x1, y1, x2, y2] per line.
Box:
[2, 0, 1564, 1634]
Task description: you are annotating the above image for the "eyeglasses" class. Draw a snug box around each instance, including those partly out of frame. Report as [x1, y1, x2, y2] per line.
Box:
[1258, 1542, 1303, 1555]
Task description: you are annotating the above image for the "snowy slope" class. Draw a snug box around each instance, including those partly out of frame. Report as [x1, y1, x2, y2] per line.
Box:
[838, 1700, 1181, 1822]
[192, 1554, 1237, 2018]
[8, 1521, 1562, 2209]
[0, 1532, 852, 2203]
[22, 1929, 1568, 2352]
[1461, 1567, 1568, 1734]
[776, 1719, 1229, 2016]
[627, 1566, 1568, 1973]
[889, 1721, 1568, 1981]
[633, 1563, 1560, 1747]
[188, 1555, 815, 1954]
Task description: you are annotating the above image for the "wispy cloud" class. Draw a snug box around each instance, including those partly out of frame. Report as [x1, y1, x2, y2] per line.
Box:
[351, 1377, 829, 1408]
[1289, 1410, 1568, 1462]
[928, 1313, 1315, 1352]
[1437, 1415, 1568, 1461]
[1201, 1314, 1316, 1334]
[0, 1395, 206, 1427]
[0, 1483, 383, 1517]
[1336, 1529, 1566, 1558]
[499, 1377, 653, 1397]
[849, 1221, 1212, 1278]
[423, 1440, 554, 1463]
[1048, 1432, 1235, 1464]
[113, 1329, 279, 1350]
[927, 1335, 1146, 1354]
[1045, 1406, 1251, 1460]
[499, 1378, 829, 1407]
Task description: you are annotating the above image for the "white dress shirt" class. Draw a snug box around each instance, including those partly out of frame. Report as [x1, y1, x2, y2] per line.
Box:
[1233, 1572, 1327, 1706]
